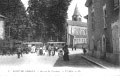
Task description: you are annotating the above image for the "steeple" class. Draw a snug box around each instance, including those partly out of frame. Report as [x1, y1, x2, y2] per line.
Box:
[72, 4, 82, 21]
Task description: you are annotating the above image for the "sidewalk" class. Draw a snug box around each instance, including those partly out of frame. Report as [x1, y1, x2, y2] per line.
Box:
[66, 48, 119, 69]
[81, 54, 118, 69]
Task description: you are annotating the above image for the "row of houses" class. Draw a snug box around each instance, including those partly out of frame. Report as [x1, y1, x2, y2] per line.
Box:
[85, 0, 120, 65]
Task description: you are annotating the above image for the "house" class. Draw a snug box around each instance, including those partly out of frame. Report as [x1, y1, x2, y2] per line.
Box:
[85, 0, 120, 65]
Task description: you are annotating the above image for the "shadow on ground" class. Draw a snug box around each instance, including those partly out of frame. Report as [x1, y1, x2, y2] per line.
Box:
[54, 53, 96, 68]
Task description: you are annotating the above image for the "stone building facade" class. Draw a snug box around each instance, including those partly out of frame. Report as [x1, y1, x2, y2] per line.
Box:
[85, 0, 120, 65]
[67, 5, 87, 48]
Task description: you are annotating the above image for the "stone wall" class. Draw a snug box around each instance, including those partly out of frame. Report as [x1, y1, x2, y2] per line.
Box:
[86, 0, 120, 65]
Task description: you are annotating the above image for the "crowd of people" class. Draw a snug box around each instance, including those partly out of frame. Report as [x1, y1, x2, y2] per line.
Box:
[16, 43, 70, 61]
[6, 42, 87, 62]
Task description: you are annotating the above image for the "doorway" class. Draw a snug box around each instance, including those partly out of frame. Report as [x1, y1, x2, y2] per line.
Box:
[102, 35, 106, 58]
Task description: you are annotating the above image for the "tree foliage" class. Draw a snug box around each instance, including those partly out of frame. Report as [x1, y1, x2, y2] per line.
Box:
[28, 0, 72, 42]
[0, 0, 30, 41]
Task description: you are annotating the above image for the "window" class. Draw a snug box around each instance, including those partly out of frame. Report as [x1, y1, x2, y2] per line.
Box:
[114, 0, 119, 10]
[85, 29, 87, 35]
[91, 11, 95, 31]
[82, 39, 84, 43]
[79, 38, 80, 43]
[103, 4, 107, 29]
[80, 38, 82, 43]
[85, 38, 87, 43]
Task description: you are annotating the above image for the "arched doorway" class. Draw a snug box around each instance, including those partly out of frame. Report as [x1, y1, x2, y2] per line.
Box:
[102, 35, 106, 58]
[112, 25, 119, 53]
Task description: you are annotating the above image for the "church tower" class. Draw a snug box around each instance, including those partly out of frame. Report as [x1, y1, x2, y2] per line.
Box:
[72, 4, 82, 21]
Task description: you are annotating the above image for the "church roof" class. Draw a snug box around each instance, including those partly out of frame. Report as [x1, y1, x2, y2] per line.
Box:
[73, 4, 82, 17]
[67, 20, 87, 27]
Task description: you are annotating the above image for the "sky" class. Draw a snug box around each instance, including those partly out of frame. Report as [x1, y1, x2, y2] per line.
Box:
[21, 0, 88, 22]
[67, 0, 88, 22]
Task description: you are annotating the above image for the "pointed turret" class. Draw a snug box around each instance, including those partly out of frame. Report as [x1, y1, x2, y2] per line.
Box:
[72, 4, 82, 21]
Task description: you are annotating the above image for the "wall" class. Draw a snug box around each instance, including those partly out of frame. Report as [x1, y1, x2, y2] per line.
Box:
[87, 0, 120, 65]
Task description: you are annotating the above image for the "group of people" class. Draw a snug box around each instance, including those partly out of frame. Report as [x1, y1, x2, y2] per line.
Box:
[47, 44, 58, 56]
[34, 44, 58, 56]
[35, 43, 70, 61]
[16, 43, 86, 61]
[16, 44, 30, 58]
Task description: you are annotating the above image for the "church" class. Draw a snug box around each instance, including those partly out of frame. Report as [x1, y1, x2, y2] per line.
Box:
[67, 5, 87, 48]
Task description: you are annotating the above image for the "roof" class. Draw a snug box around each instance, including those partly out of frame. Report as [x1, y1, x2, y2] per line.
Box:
[74, 35, 87, 38]
[67, 20, 87, 27]
[73, 4, 82, 17]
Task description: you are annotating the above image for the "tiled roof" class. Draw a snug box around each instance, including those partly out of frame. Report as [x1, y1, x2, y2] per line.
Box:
[67, 20, 87, 27]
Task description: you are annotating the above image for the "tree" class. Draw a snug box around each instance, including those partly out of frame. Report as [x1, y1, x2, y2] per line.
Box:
[28, 0, 72, 42]
[0, 0, 30, 41]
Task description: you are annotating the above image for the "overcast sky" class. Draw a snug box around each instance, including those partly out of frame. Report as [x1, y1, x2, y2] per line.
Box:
[67, 0, 88, 22]
[21, 0, 88, 22]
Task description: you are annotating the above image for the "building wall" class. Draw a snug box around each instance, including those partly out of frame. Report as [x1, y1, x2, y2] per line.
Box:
[105, 0, 120, 65]
[67, 24, 87, 48]
[0, 17, 5, 40]
[86, 0, 120, 65]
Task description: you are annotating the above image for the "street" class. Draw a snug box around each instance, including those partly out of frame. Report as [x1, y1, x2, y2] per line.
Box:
[0, 48, 119, 76]
[0, 49, 99, 69]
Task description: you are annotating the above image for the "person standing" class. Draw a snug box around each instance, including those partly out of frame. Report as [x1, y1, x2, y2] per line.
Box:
[20, 46, 23, 57]
[51, 44, 55, 56]
[43, 45, 46, 55]
[48, 45, 51, 56]
[72, 46, 74, 51]
[63, 45, 69, 61]
[17, 46, 21, 58]
[74, 46, 76, 51]
[82, 47, 87, 55]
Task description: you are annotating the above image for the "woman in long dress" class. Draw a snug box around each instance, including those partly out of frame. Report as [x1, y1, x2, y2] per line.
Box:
[63, 45, 69, 61]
